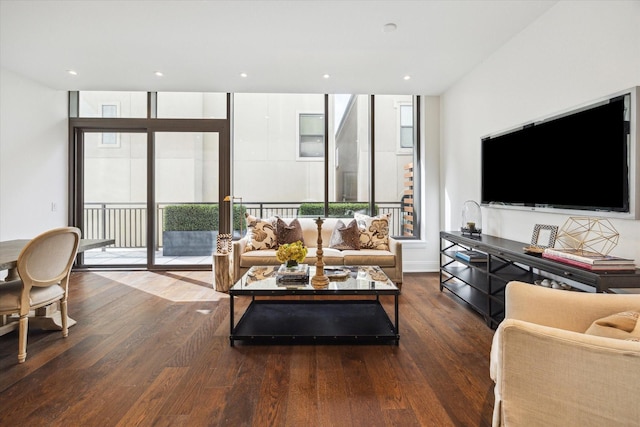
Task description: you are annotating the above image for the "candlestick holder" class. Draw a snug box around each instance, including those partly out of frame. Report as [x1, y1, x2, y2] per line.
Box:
[311, 217, 330, 288]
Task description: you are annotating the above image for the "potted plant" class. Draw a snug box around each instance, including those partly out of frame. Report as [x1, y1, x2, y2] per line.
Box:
[162, 204, 219, 256]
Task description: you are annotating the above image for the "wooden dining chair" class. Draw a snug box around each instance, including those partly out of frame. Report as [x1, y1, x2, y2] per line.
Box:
[0, 226, 81, 363]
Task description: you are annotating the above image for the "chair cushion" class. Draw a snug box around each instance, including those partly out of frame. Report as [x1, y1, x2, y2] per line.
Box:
[329, 219, 360, 250]
[355, 213, 390, 250]
[244, 214, 278, 251]
[275, 217, 305, 247]
[0, 280, 64, 312]
[585, 311, 640, 341]
[0, 281, 22, 312]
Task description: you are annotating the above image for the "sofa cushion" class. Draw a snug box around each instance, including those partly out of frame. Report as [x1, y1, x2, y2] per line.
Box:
[304, 248, 344, 266]
[355, 213, 390, 250]
[239, 249, 280, 267]
[329, 219, 360, 250]
[244, 214, 278, 252]
[343, 249, 395, 267]
[276, 217, 305, 247]
[585, 311, 640, 341]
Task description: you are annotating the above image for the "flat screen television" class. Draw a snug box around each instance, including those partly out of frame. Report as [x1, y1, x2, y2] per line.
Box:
[481, 91, 634, 215]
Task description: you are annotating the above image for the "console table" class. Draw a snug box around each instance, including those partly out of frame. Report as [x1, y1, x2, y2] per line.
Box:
[440, 231, 640, 328]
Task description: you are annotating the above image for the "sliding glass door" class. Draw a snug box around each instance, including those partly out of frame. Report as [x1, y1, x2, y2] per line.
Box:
[70, 91, 231, 269]
[76, 128, 225, 268]
[80, 131, 149, 266]
[155, 131, 220, 266]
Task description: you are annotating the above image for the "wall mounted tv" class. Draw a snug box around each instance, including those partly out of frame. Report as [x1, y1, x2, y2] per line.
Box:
[481, 89, 638, 218]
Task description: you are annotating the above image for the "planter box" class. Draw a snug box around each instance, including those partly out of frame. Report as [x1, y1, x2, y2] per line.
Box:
[162, 231, 217, 256]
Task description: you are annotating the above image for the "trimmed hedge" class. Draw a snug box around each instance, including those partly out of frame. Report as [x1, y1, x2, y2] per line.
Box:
[298, 202, 377, 217]
[164, 204, 246, 231]
[164, 204, 218, 231]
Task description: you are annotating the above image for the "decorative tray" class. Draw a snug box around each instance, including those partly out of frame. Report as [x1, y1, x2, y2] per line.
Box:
[322, 267, 351, 280]
[523, 245, 545, 255]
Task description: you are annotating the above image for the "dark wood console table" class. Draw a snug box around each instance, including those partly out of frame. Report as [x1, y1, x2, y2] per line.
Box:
[440, 231, 640, 328]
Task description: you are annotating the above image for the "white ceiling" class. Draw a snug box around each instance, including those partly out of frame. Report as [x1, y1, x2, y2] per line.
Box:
[0, 0, 558, 95]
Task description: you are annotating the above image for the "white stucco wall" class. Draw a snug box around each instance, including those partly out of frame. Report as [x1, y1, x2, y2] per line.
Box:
[440, 1, 640, 265]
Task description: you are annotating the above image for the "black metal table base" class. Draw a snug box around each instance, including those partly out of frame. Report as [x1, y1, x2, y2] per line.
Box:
[230, 300, 399, 345]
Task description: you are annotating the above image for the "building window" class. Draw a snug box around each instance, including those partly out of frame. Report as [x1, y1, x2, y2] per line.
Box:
[298, 113, 325, 158]
[101, 104, 120, 147]
[399, 104, 413, 149]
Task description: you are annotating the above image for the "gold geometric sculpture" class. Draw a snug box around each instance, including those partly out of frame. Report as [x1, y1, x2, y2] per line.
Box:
[555, 216, 619, 256]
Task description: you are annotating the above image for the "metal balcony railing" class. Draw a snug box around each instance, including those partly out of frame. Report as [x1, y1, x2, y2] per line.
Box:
[83, 202, 408, 248]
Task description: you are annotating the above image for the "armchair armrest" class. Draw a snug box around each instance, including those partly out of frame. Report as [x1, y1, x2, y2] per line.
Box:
[505, 281, 640, 332]
[492, 318, 640, 426]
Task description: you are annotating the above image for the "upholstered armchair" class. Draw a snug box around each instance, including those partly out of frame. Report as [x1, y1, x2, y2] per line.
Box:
[490, 281, 640, 427]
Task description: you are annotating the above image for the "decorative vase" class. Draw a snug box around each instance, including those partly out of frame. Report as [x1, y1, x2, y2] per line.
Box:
[286, 260, 298, 268]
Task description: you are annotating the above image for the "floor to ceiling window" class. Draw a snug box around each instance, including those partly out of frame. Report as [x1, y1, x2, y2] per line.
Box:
[71, 91, 230, 269]
[70, 91, 420, 270]
[232, 93, 420, 237]
[330, 94, 371, 210]
[374, 95, 417, 237]
[232, 93, 326, 227]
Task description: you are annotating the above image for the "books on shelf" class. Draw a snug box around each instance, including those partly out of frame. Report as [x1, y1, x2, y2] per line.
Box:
[455, 250, 487, 263]
[543, 248, 634, 264]
[542, 253, 636, 271]
[542, 248, 636, 272]
[276, 263, 310, 283]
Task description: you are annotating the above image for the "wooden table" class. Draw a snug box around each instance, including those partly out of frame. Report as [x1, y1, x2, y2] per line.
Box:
[0, 238, 115, 335]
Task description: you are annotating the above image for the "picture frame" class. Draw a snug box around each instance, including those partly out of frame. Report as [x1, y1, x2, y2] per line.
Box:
[531, 224, 558, 248]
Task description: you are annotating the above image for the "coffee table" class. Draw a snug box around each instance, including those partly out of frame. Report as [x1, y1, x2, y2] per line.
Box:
[229, 265, 400, 346]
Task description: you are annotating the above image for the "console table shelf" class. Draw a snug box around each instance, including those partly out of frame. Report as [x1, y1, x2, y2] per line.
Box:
[440, 231, 640, 328]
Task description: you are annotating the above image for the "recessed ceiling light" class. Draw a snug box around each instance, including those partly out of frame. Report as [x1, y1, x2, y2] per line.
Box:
[403, 75, 411, 81]
[383, 23, 397, 33]
[66, 70, 77, 76]
[323, 74, 330, 79]
[154, 71, 164, 77]
[240, 72, 248, 78]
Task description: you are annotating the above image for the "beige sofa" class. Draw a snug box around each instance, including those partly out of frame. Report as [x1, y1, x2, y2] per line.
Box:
[490, 281, 640, 427]
[231, 217, 403, 288]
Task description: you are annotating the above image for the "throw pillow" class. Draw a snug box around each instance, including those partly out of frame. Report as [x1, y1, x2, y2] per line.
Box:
[355, 213, 390, 250]
[244, 214, 277, 252]
[584, 311, 640, 341]
[276, 217, 305, 247]
[329, 219, 360, 250]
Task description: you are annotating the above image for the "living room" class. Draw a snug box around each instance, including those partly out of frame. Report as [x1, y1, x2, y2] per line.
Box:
[1, 1, 639, 267]
[1, 1, 640, 425]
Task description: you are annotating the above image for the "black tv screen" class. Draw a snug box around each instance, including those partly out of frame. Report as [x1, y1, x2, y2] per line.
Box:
[481, 94, 630, 213]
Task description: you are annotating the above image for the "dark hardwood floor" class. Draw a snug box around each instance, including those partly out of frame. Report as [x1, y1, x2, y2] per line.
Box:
[0, 271, 496, 426]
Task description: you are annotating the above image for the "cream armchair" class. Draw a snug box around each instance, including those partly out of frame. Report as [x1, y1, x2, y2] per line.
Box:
[490, 281, 640, 427]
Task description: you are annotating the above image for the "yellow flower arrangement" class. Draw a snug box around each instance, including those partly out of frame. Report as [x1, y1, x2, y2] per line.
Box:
[276, 240, 307, 266]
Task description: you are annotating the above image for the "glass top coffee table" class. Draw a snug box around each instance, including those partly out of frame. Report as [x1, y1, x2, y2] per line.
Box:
[229, 265, 400, 346]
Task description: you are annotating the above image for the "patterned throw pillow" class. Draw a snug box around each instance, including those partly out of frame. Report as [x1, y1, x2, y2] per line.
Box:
[585, 311, 640, 341]
[244, 214, 277, 252]
[355, 213, 390, 250]
[276, 217, 305, 247]
[329, 219, 360, 250]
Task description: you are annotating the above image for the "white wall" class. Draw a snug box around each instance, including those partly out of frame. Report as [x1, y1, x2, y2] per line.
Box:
[0, 67, 68, 241]
[441, 1, 640, 265]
